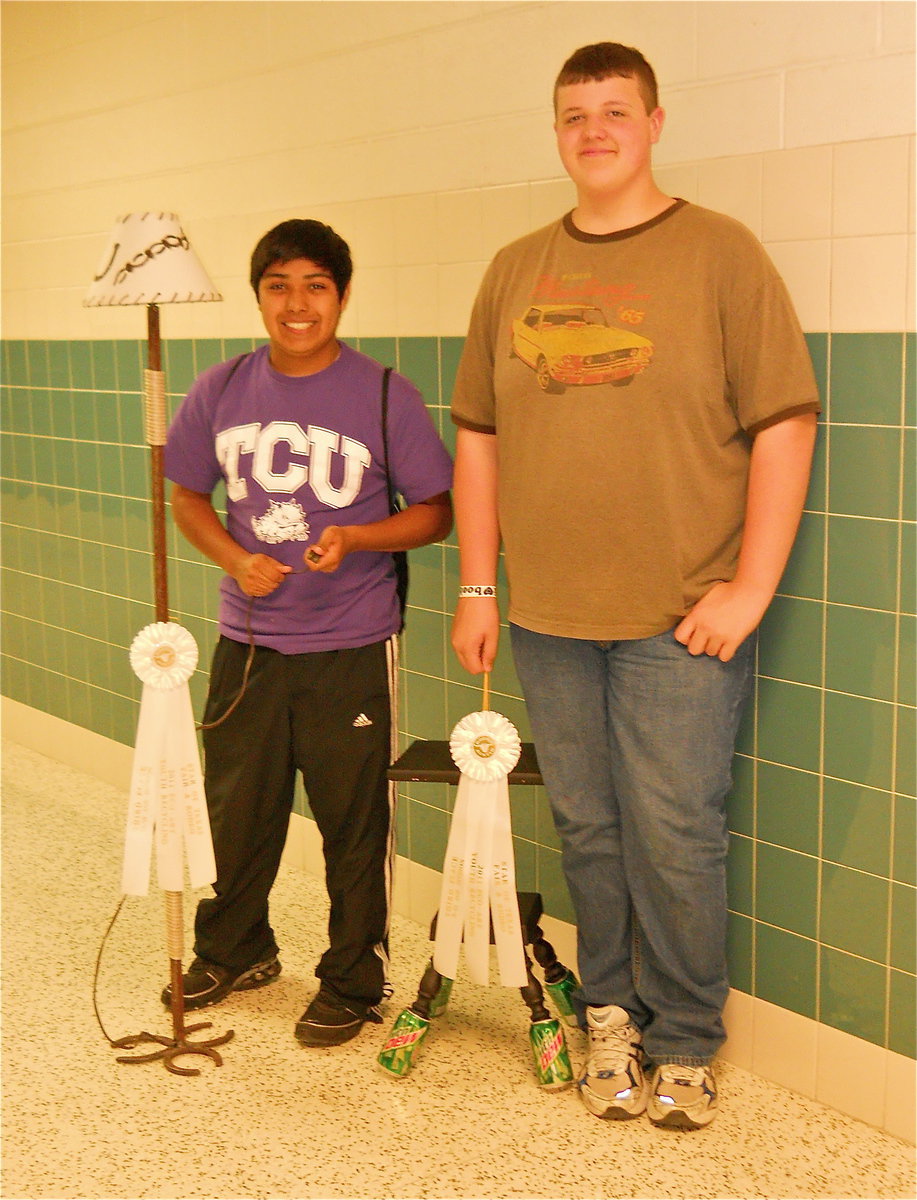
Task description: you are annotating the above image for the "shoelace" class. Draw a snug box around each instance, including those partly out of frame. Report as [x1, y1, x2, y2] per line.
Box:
[589, 1022, 639, 1076]
[656, 1064, 707, 1090]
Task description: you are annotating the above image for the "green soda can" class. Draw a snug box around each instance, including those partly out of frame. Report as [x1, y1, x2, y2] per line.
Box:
[528, 1017, 574, 1090]
[377, 1008, 430, 1079]
[428, 976, 453, 1019]
[545, 968, 580, 1027]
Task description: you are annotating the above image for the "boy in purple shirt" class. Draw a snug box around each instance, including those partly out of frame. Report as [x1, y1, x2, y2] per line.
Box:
[163, 219, 452, 1045]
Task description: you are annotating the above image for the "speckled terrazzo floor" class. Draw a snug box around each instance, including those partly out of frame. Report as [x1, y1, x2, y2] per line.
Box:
[2, 740, 914, 1200]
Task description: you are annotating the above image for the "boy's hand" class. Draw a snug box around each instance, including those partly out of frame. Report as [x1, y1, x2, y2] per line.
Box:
[451, 597, 500, 675]
[304, 526, 352, 573]
[234, 553, 292, 597]
[674, 580, 769, 662]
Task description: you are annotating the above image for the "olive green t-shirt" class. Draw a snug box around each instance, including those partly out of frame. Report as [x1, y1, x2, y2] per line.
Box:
[451, 201, 820, 640]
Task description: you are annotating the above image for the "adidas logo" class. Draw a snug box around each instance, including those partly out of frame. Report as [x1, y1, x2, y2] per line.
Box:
[352, 713, 373, 728]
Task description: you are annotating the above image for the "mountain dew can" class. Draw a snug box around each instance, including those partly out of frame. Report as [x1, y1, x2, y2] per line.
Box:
[428, 976, 453, 1018]
[529, 1017, 573, 1090]
[377, 1008, 430, 1079]
[545, 968, 580, 1027]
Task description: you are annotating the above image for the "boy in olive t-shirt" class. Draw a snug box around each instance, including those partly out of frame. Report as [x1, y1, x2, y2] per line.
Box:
[451, 43, 818, 1129]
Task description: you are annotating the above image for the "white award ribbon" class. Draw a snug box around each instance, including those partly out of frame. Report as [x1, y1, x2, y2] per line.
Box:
[121, 623, 217, 896]
[433, 710, 527, 988]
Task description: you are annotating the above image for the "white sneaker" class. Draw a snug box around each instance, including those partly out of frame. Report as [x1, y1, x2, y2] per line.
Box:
[577, 1004, 647, 1119]
[647, 1063, 718, 1129]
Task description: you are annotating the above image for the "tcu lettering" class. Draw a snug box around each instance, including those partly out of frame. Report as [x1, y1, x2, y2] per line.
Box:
[216, 421, 371, 508]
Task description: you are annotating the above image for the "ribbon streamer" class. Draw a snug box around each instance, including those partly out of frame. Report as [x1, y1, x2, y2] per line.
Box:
[433, 710, 527, 987]
[121, 623, 216, 896]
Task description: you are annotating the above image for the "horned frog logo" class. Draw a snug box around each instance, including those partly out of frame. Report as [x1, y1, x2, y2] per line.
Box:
[251, 499, 310, 544]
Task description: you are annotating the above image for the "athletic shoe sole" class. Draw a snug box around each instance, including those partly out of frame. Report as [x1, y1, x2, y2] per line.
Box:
[647, 1106, 717, 1129]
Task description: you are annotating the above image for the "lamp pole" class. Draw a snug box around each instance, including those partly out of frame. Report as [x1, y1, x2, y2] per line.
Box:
[85, 214, 232, 1074]
[111, 299, 234, 1074]
[147, 302, 170, 622]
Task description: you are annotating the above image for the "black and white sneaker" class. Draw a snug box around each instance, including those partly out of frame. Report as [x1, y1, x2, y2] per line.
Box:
[295, 990, 383, 1047]
[160, 955, 281, 1010]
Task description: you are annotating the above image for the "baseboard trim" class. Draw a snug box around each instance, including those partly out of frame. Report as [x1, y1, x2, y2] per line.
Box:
[4, 698, 913, 1144]
[2, 697, 134, 790]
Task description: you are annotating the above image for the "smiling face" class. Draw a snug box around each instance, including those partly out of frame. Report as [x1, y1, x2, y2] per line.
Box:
[257, 258, 350, 376]
[554, 74, 664, 206]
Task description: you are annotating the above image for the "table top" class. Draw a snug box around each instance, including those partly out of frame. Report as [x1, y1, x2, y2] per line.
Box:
[387, 739, 543, 786]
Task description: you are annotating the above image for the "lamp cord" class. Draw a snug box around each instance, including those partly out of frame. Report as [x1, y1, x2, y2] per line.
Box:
[194, 561, 313, 732]
[195, 596, 257, 732]
[195, 556, 324, 732]
[93, 896, 127, 1046]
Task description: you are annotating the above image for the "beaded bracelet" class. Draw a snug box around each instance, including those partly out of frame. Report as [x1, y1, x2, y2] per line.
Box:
[458, 585, 497, 598]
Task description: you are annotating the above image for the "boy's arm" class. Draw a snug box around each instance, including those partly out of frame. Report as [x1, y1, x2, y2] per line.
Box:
[304, 492, 452, 571]
[675, 411, 818, 662]
[450, 427, 501, 675]
[171, 483, 292, 597]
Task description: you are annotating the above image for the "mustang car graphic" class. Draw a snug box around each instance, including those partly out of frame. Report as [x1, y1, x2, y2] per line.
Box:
[510, 303, 653, 392]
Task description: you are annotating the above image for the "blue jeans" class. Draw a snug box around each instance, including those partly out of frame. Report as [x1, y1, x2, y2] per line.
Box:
[510, 623, 755, 1065]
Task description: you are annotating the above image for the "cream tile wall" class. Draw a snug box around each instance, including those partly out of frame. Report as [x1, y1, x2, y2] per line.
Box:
[2, 0, 913, 340]
[2, 0, 915, 1142]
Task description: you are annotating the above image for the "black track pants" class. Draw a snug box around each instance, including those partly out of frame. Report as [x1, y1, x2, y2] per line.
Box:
[194, 635, 397, 1008]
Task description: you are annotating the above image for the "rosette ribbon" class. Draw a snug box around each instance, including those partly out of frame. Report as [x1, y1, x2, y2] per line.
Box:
[433, 710, 528, 987]
[121, 623, 216, 895]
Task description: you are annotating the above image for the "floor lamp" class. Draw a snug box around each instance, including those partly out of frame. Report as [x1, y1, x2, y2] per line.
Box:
[85, 212, 232, 1074]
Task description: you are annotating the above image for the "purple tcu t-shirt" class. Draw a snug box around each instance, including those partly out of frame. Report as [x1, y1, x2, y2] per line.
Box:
[164, 343, 453, 653]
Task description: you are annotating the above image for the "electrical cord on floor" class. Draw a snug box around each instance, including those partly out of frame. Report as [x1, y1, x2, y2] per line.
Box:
[93, 896, 127, 1046]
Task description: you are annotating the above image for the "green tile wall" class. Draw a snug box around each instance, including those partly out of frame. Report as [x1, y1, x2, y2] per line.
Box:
[2, 330, 914, 1059]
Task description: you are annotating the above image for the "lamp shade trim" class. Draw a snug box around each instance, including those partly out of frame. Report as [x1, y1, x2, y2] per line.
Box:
[84, 211, 222, 307]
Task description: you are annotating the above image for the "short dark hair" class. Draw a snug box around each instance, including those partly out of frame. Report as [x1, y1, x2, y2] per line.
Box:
[250, 219, 353, 298]
[554, 43, 659, 114]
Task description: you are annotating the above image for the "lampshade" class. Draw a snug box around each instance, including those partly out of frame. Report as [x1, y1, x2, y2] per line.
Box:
[84, 211, 222, 306]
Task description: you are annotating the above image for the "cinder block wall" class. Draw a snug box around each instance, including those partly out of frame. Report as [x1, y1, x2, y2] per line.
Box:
[2, 0, 913, 1139]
